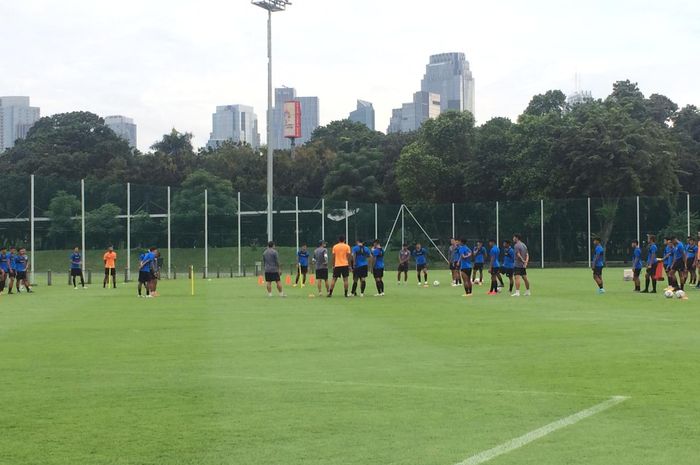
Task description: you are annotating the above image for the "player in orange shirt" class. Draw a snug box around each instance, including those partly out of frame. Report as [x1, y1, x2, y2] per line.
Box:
[103, 246, 117, 289]
[327, 235, 352, 298]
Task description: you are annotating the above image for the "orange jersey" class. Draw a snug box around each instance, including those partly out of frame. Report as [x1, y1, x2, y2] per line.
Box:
[103, 251, 117, 269]
[332, 243, 351, 267]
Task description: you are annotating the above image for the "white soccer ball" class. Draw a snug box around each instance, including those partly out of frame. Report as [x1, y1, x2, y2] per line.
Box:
[675, 290, 686, 299]
[664, 290, 674, 298]
[433, 280, 440, 287]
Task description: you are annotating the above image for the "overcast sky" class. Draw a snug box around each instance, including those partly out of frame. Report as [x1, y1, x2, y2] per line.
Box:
[2, 0, 698, 152]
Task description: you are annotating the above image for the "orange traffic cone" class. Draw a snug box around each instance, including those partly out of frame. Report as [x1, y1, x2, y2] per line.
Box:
[257, 276, 264, 286]
[309, 275, 316, 285]
[285, 275, 292, 285]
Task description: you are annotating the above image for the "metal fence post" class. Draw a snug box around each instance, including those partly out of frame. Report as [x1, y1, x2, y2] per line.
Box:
[451, 202, 455, 238]
[345, 200, 349, 239]
[295, 196, 299, 253]
[30, 174, 35, 284]
[127, 182, 131, 282]
[81, 179, 86, 273]
[167, 186, 172, 279]
[688, 193, 691, 238]
[587, 197, 591, 268]
[374, 203, 378, 240]
[321, 198, 325, 241]
[204, 189, 208, 279]
[540, 199, 544, 269]
[495, 201, 500, 245]
[636, 195, 640, 244]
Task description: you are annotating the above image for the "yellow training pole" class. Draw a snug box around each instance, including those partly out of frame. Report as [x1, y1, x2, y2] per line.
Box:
[190, 265, 195, 296]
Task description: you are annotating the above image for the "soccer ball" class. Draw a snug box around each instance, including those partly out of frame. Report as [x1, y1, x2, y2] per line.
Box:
[433, 280, 440, 287]
[675, 290, 686, 300]
[664, 290, 674, 298]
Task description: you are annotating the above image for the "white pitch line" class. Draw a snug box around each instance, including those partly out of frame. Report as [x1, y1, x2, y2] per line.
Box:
[456, 395, 629, 465]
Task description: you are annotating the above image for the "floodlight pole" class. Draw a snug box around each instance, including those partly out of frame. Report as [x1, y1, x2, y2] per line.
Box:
[253, 0, 291, 242]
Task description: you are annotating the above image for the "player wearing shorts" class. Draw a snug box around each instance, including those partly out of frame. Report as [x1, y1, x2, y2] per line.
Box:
[448, 239, 461, 286]
[661, 238, 674, 288]
[512, 234, 530, 296]
[103, 246, 117, 289]
[313, 240, 329, 296]
[262, 241, 285, 297]
[501, 240, 515, 293]
[328, 235, 352, 298]
[631, 240, 642, 292]
[592, 238, 605, 294]
[70, 247, 86, 289]
[138, 249, 155, 297]
[371, 240, 385, 296]
[397, 244, 410, 284]
[6, 246, 17, 294]
[13, 248, 32, 293]
[351, 239, 371, 297]
[642, 235, 659, 293]
[685, 237, 697, 285]
[670, 236, 687, 291]
[472, 241, 487, 285]
[0, 247, 9, 293]
[294, 244, 309, 288]
[412, 243, 429, 287]
[487, 239, 501, 295]
[458, 238, 473, 296]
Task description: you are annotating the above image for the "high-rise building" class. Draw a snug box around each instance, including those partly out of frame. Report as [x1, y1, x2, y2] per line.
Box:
[348, 100, 375, 130]
[387, 92, 441, 133]
[0, 96, 40, 152]
[206, 105, 260, 149]
[270, 87, 320, 150]
[420, 52, 475, 116]
[104, 115, 137, 148]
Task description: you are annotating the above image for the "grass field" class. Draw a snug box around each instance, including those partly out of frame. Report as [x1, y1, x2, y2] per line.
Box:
[1, 269, 699, 465]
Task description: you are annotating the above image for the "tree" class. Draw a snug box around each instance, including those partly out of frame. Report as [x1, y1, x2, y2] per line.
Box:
[308, 120, 384, 153]
[646, 93, 678, 125]
[467, 117, 515, 200]
[85, 203, 123, 249]
[605, 80, 648, 121]
[323, 149, 384, 202]
[45, 191, 81, 249]
[523, 90, 567, 117]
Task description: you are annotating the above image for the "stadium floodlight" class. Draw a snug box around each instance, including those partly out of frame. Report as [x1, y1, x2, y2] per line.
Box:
[252, 0, 292, 241]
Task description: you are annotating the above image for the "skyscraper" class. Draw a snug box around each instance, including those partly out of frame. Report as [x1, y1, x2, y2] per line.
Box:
[420, 52, 475, 116]
[387, 92, 441, 133]
[0, 96, 40, 152]
[270, 87, 320, 150]
[348, 100, 375, 130]
[206, 105, 260, 149]
[104, 115, 137, 148]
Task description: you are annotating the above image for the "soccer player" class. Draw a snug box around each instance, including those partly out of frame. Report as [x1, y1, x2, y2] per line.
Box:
[642, 235, 659, 293]
[685, 237, 697, 285]
[458, 238, 473, 296]
[0, 247, 9, 293]
[631, 240, 642, 292]
[70, 247, 86, 289]
[662, 237, 674, 288]
[512, 234, 530, 297]
[262, 241, 285, 297]
[448, 238, 460, 286]
[351, 239, 371, 297]
[294, 244, 310, 288]
[592, 238, 605, 294]
[670, 236, 687, 291]
[312, 240, 329, 296]
[328, 235, 351, 298]
[501, 240, 515, 293]
[397, 244, 410, 284]
[14, 248, 32, 293]
[6, 246, 17, 294]
[138, 249, 154, 298]
[412, 243, 429, 287]
[371, 239, 385, 296]
[472, 241, 487, 285]
[151, 249, 162, 297]
[103, 246, 117, 289]
[487, 239, 501, 295]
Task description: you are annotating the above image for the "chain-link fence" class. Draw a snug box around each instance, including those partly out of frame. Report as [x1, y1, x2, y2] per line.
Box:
[1, 175, 698, 284]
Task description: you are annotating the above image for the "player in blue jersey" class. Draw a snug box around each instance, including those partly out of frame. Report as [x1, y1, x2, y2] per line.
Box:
[592, 238, 605, 294]
[458, 238, 473, 296]
[138, 248, 157, 298]
[14, 248, 32, 293]
[630, 240, 642, 292]
[642, 235, 659, 293]
[294, 244, 310, 288]
[685, 237, 697, 285]
[661, 237, 674, 287]
[449, 238, 461, 286]
[412, 243, 429, 287]
[351, 239, 371, 297]
[371, 239, 385, 296]
[0, 247, 9, 293]
[70, 247, 86, 289]
[6, 246, 17, 294]
[487, 239, 501, 295]
[472, 241, 487, 285]
[670, 236, 687, 291]
[501, 240, 515, 293]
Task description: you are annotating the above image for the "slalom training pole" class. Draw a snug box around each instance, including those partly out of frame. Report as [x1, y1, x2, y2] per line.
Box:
[190, 265, 195, 296]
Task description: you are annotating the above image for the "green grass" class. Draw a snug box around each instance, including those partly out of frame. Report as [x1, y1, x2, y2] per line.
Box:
[1, 269, 699, 465]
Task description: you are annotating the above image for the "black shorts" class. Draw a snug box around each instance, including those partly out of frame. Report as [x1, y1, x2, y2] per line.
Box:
[633, 268, 641, 278]
[449, 262, 458, 271]
[0, 269, 7, 277]
[105, 268, 116, 276]
[398, 263, 409, 273]
[686, 258, 696, 270]
[373, 268, 384, 278]
[502, 268, 514, 277]
[298, 265, 308, 274]
[646, 262, 659, 275]
[70, 268, 83, 277]
[264, 272, 280, 283]
[138, 271, 151, 283]
[333, 266, 350, 279]
[671, 259, 686, 272]
[473, 263, 484, 271]
[460, 267, 472, 275]
[315, 268, 328, 280]
[514, 267, 527, 276]
[593, 266, 603, 277]
[490, 266, 501, 275]
[16, 271, 27, 280]
[8, 270, 16, 278]
[416, 264, 427, 272]
[354, 265, 368, 278]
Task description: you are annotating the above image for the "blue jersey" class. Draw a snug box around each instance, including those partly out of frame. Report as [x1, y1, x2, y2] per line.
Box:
[663, 245, 673, 266]
[70, 252, 82, 269]
[473, 246, 486, 264]
[647, 243, 657, 265]
[14, 254, 28, 272]
[352, 245, 370, 268]
[686, 244, 697, 259]
[458, 245, 472, 269]
[7, 253, 15, 271]
[503, 247, 515, 269]
[673, 242, 686, 261]
[141, 252, 155, 272]
[632, 247, 642, 270]
[372, 247, 385, 270]
[593, 245, 605, 268]
[412, 248, 428, 266]
[0, 253, 8, 272]
[489, 245, 500, 268]
[451, 246, 461, 263]
[297, 250, 309, 267]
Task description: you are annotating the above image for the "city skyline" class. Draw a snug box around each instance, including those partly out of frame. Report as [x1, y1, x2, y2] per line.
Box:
[1, 0, 698, 152]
